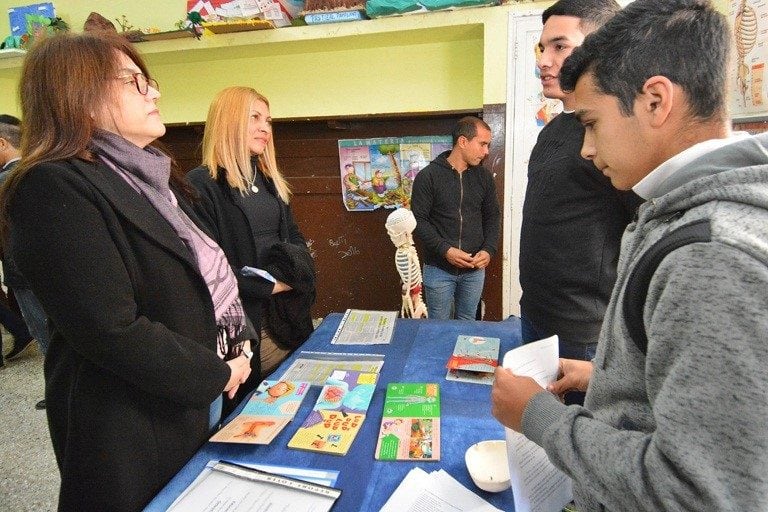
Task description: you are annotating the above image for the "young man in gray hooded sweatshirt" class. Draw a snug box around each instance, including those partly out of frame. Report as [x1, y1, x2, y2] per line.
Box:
[491, 0, 768, 510]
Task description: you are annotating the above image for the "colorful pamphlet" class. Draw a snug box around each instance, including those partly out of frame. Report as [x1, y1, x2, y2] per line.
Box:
[210, 379, 310, 444]
[375, 382, 441, 461]
[445, 335, 500, 385]
[288, 369, 378, 455]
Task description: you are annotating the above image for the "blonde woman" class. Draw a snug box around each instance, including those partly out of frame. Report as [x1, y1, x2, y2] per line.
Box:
[188, 87, 314, 406]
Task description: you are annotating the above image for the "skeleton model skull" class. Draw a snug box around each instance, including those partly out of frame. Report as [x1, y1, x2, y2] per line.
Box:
[385, 208, 427, 319]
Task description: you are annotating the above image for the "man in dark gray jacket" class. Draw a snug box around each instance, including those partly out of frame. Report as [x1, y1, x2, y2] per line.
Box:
[411, 116, 500, 320]
[492, 1, 768, 510]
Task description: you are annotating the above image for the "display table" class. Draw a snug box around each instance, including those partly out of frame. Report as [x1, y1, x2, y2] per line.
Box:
[145, 313, 521, 511]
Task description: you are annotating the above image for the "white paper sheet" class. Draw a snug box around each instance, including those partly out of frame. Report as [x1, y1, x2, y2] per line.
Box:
[380, 467, 503, 512]
[502, 335, 573, 512]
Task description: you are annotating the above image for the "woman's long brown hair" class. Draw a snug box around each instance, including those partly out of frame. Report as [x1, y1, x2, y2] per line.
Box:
[0, 32, 190, 241]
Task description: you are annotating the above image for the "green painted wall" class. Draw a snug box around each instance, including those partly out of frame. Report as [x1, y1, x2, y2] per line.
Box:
[0, 2, 552, 121]
[0, 0, 188, 38]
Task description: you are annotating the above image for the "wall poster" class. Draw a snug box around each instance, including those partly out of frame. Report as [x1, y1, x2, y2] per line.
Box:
[730, 0, 768, 121]
[338, 136, 452, 212]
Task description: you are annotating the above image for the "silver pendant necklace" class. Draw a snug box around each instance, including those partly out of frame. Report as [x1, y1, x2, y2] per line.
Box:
[250, 172, 259, 193]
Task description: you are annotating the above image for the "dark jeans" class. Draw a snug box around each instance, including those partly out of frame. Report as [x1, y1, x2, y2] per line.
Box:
[14, 288, 50, 355]
[520, 315, 596, 405]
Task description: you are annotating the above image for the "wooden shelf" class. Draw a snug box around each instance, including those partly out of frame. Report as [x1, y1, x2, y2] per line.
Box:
[0, 7, 493, 69]
[0, 48, 24, 59]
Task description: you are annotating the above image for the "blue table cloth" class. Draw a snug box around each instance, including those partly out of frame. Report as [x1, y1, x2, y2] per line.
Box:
[145, 313, 522, 511]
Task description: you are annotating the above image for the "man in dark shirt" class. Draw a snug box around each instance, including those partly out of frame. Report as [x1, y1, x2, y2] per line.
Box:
[0, 115, 49, 408]
[0, 115, 36, 369]
[519, 0, 636, 365]
[411, 116, 500, 320]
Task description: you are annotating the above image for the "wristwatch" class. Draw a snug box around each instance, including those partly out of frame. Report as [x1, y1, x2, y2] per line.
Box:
[242, 348, 254, 360]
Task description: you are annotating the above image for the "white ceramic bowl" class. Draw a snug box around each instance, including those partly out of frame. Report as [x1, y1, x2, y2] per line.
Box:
[465, 440, 511, 493]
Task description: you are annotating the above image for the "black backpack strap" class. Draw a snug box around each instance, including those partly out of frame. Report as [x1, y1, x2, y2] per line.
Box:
[623, 219, 711, 355]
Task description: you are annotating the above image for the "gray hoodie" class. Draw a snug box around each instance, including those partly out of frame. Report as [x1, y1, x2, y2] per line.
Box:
[521, 133, 768, 511]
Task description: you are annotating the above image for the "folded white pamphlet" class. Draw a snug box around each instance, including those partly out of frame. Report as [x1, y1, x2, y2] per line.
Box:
[502, 335, 573, 512]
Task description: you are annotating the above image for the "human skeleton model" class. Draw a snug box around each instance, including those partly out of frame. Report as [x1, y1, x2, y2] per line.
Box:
[735, 0, 757, 104]
[385, 208, 428, 319]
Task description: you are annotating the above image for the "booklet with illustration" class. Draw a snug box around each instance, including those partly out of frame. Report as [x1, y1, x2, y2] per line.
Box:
[288, 369, 378, 455]
[445, 335, 500, 385]
[210, 379, 310, 444]
[375, 382, 441, 461]
[502, 335, 573, 512]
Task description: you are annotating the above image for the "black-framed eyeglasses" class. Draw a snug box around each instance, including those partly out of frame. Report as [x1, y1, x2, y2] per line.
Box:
[116, 72, 159, 95]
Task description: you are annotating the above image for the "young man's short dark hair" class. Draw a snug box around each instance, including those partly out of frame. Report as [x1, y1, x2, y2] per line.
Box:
[0, 122, 21, 148]
[560, 0, 730, 120]
[451, 116, 491, 146]
[542, 0, 620, 32]
[0, 114, 20, 126]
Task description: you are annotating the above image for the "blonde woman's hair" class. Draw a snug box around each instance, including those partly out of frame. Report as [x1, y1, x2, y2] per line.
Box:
[201, 86, 291, 203]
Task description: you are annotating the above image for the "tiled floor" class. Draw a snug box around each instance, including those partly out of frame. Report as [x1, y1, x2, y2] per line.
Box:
[0, 319, 327, 511]
[0, 341, 58, 512]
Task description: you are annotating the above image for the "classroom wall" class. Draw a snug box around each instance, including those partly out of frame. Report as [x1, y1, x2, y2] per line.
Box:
[0, 2, 547, 120]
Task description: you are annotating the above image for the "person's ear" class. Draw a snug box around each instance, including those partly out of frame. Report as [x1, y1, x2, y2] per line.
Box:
[636, 75, 674, 128]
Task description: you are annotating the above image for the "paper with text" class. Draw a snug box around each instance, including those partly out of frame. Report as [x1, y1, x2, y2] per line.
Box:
[502, 335, 573, 512]
[330, 309, 397, 345]
[380, 467, 502, 512]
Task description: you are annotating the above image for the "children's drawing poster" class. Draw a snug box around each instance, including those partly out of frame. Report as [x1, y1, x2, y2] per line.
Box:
[338, 136, 452, 212]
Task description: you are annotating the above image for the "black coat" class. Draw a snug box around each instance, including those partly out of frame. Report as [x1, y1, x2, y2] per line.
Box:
[187, 166, 310, 380]
[8, 159, 232, 512]
[263, 241, 316, 349]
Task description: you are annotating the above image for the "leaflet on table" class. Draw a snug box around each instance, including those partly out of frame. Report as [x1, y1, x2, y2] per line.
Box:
[167, 461, 341, 512]
[288, 369, 378, 455]
[502, 335, 573, 512]
[240, 265, 276, 283]
[330, 308, 397, 345]
[210, 379, 310, 444]
[278, 351, 385, 385]
[445, 335, 500, 385]
[379, 467, 502, 512]
[375, 382, 441, 461]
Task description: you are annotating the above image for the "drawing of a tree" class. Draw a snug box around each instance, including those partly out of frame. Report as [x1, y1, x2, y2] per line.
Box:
[377, 144, 402, 185]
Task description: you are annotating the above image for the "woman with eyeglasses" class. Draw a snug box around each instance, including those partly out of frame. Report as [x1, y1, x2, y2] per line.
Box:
[188, 87, 315, 410]
[0, 33, 254, 511]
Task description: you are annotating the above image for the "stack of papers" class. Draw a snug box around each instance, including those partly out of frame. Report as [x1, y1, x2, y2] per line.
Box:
[380, 467, 502, 512]
[168, 461, 341, 512]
